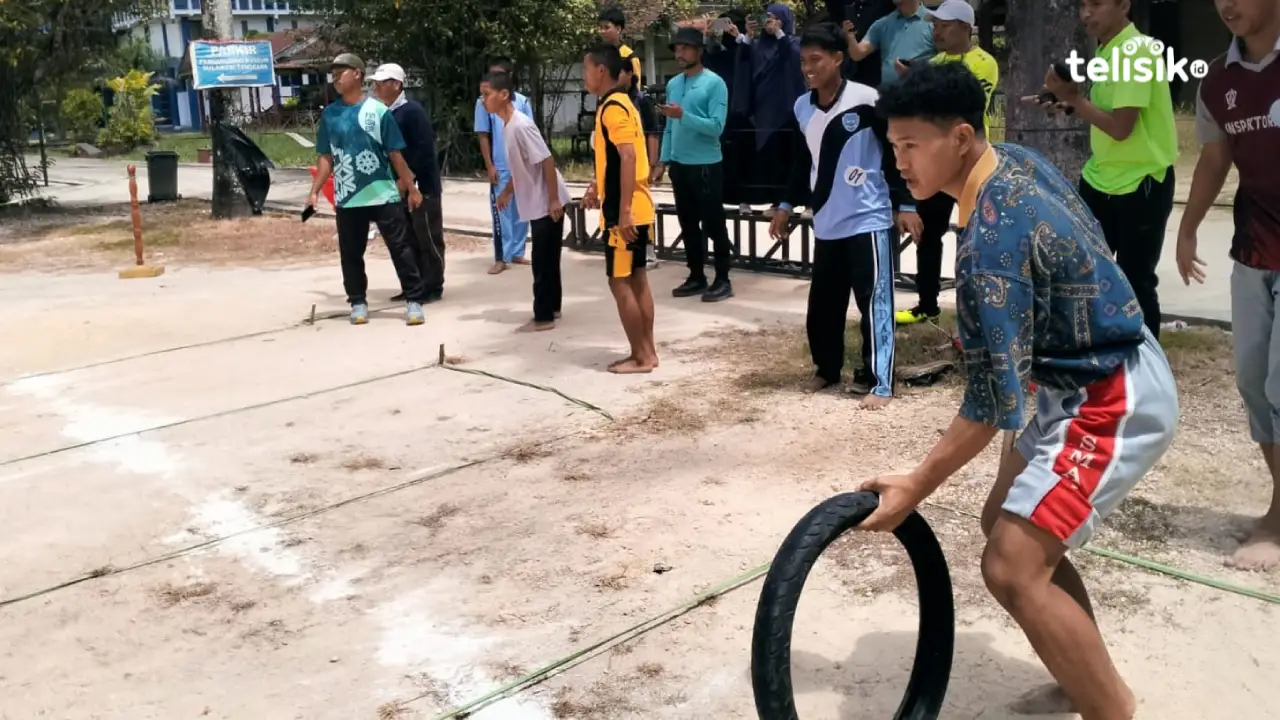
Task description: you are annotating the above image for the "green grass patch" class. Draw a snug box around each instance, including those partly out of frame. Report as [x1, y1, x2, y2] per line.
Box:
[61, 219, 132, 237]
[97, 227, 181, 250]
[118, 130, 318, 168]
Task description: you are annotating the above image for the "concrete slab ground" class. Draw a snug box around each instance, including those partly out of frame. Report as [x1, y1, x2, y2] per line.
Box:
[3, 233, 1279, 720]
[5, 157, 1276, 719]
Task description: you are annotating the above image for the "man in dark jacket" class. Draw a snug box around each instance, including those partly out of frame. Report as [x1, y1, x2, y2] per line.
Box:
[372, 63, 445, 301]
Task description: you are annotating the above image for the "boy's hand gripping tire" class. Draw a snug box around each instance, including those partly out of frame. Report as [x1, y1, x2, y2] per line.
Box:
[750, 491, 955, 719]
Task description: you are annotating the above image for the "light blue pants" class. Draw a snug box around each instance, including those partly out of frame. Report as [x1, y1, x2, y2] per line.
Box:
[491, 171, 528, 263]
[1231, 262, 1280, 444]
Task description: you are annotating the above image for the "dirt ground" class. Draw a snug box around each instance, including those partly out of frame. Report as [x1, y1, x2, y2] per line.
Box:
[1, 205, 1277, 720]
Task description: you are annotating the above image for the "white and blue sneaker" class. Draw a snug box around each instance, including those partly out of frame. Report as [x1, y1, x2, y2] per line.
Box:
[350, 303, 369, 325]
[406, 301, 425, 326]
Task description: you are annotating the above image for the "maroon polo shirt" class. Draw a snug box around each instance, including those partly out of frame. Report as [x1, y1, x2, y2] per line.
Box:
[1196, 34, 1280, 271]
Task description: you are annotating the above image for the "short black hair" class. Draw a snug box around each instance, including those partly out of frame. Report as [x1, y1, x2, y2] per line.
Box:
[598, 4, 626, 28]
[489, 59, 514, 74]
[798, 22, 847, 55]
[585, 42, 626, 80]
[877, 62, 987, 138]
[484, 71, 514, 95]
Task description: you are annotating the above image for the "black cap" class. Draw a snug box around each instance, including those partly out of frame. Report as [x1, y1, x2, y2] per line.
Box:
[669, 27, 705, 50]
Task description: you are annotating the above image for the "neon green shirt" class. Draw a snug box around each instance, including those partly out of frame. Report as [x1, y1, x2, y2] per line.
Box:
[931, 46, 999, 138]
[1080, 23, 1178, 195]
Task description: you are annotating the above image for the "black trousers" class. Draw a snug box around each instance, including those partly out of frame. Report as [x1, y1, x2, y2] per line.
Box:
[406, 194, 446, 296]
[911, 192, 957, 313]
[669, 161, 732, 281]
[1078, 167, 1175, 338]
[530, 215, 564, 322]
[807, 231, 896, 393]
[336, 202, 425, 305]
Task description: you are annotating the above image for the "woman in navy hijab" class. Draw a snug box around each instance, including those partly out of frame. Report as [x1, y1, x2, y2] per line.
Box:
[734, 3, 808, 213]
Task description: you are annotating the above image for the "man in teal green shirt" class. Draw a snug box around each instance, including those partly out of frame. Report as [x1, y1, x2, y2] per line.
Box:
[1039, 0, 1178, 338]
[845, 0, 935, 87]
[309, 53, 427, 326]
[652, 27, 734, 303]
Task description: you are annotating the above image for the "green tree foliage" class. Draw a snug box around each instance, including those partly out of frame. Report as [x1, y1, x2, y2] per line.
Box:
[306, 0, 693, 172]
[0, 0, 160, 202]
[61, 87, 105, 141]
[98, 70, 160, 149]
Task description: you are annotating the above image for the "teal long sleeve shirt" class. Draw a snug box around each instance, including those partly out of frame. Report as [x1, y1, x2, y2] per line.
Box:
[659, 69, 728, 165]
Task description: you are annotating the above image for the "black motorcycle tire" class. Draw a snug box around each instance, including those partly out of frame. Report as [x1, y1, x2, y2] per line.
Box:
[750, 491, 956, 720]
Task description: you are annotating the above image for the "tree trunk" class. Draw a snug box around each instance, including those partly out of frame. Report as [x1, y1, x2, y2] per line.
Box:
[1003, 0, 1092, 183]
[202, 0, 247, 219]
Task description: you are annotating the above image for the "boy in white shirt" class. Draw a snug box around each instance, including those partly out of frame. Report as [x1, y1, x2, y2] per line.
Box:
[482, 71, 571, 332]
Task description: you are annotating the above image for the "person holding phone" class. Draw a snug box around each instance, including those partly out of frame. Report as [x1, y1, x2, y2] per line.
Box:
[843, 0, 935, 88]
[1029, 0, 1177, 339]
[654, 27, 733, 303]
[894, 0, 1000, 326]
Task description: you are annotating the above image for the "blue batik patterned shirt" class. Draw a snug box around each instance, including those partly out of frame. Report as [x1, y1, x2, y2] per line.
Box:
[955, 144, 1146, 431]
[316, 97, 407, 208]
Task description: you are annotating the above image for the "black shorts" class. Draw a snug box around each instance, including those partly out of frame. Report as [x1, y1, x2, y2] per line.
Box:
[605, 224, 652, 279]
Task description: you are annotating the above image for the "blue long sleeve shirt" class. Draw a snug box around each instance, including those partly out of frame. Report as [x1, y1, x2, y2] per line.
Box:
[955, 144, 1147, 431]
[659, 68, 728, 165]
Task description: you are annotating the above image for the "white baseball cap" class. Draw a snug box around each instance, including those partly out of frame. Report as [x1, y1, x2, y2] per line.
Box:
[927, 0, 976, 26]
[370, 63, 406, 83]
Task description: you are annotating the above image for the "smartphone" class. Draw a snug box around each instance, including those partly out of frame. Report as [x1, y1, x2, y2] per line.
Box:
[711, 17, 731, 34]
[301, 205, 316, 222]
[1035, 91, 1077, 116]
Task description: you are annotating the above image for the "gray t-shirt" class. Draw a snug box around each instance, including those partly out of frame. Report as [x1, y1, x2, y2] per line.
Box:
[501, 112, 570, 223]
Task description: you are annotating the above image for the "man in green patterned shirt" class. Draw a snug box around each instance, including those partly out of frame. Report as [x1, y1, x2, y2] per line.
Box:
[309, 53, 428, 326]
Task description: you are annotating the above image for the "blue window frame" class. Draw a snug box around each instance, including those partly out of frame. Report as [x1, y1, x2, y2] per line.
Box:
[174, 0, 189, 10]
[251, 0, 262, 10]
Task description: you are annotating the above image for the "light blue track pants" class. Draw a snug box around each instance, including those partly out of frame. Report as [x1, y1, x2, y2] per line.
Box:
[491, 171, 528, 263]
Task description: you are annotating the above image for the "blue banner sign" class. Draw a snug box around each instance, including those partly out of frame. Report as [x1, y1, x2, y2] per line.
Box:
[191, 40, 275, 90]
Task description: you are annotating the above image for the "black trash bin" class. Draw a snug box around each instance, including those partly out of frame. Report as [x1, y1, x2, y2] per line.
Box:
[145, 150, 180, 203]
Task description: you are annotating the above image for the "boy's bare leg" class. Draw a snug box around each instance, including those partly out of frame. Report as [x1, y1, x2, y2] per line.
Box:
[609, 278, 652, 374]
[631, 269, 659, 368]
[982, 432, 1096, 714]
[983, 515, 1135, 720]
[1230, 442, 1280, 569]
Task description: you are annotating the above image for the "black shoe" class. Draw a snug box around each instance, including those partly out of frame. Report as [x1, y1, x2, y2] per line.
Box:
[423, 291, 443, 304]
[390, 292, 406, 302]
[672, 276, 708, 298]
[701, 278, 733, 303]
[846, 369, 875, 395]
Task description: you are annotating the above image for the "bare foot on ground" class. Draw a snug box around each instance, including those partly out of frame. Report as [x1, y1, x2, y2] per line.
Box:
[802, 377, 834, 393]
[487, 262, 507, 275]
[609, 359, 655, 374]
[860, 394, 892, 410]
[1229, 527, 1280, 570]
[1009, 684, 1075, 715]
[512, 257, 532, 265]
[607, 355, 633, 369]
[516, 320, 555, 333]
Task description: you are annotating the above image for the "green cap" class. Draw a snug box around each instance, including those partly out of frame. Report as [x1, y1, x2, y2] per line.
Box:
[331, 53, 364, 72]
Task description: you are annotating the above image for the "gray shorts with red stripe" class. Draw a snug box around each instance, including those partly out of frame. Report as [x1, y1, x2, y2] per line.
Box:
[1006, 328, 1179, 549]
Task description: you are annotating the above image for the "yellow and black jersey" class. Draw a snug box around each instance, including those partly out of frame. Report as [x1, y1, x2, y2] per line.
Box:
[930, 46, 999, 137]
[593, 88, 654, 229]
